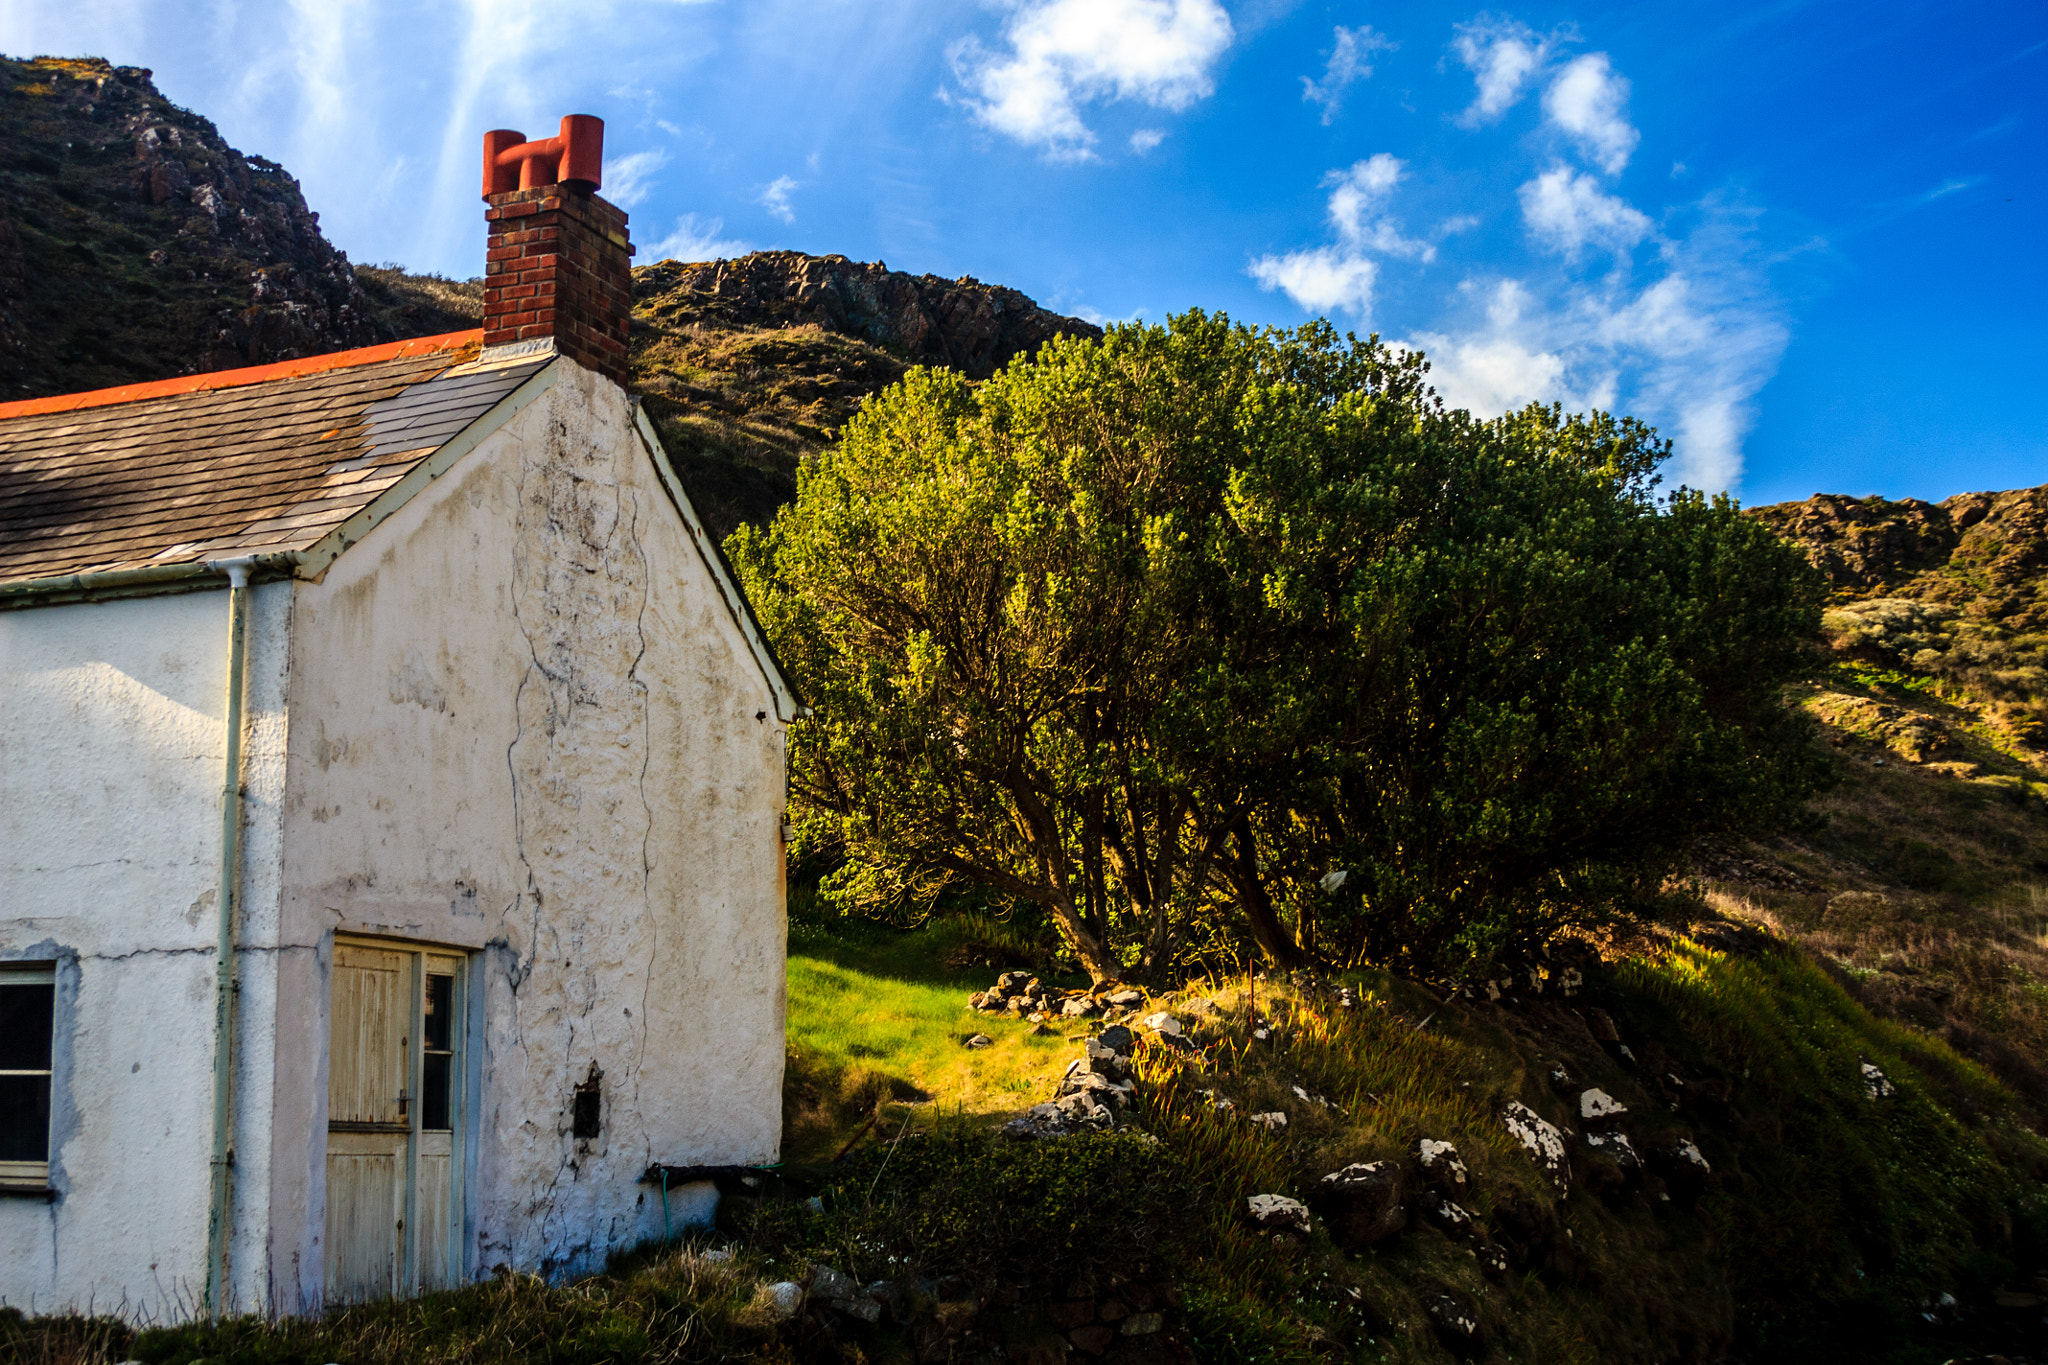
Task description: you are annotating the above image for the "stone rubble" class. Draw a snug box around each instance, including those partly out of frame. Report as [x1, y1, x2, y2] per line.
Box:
[1002, 1029, 1139, 1139]
[1501, 1101, 1571, 1190]
[1417, 1138, 1470, 1196]
[1245, 1193, 1313, 1234]
[1313, 1161, 1408, 1248]
[1862, 1061, 1896, 1099]
[1578, 1088, 1628, 1130]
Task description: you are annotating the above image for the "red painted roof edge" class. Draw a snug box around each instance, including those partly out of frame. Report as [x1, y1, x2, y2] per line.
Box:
[0, 330, 488, 421]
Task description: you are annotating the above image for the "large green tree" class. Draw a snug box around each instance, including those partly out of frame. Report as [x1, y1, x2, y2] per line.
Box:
[732, 313, 1824, 981]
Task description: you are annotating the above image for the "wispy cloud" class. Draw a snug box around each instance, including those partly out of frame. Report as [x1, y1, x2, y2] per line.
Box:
[643, 212, 749, 263]
[1519, 163, 1652, 257]
[1451, 15, 1555, 126]
[1301, 24, 1394, 125]
[1405, 197, 1787, 492]
[1919, 175, 1984, 202]
[759, 174, 800, 223]
[604, 149, 668, 208]
[1129, 127, 1167, 153]
[948, 0, 1235, 159]
[1249, 153, 1428, 317]
[1542, 52, 1638, 174]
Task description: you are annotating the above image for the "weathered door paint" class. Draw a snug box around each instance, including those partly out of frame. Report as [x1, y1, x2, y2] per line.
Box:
[325, 940, 466, 1301]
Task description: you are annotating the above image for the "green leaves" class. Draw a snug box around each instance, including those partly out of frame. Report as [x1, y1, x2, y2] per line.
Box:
[735, 314, 1826, 981]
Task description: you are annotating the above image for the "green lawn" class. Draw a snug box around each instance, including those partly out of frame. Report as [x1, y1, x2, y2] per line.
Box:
[782, 923, 1090, 1160]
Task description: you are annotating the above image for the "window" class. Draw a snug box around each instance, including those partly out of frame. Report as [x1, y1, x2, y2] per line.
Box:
[421, 971, 453, 1132]
[0, 963, 55, 1188]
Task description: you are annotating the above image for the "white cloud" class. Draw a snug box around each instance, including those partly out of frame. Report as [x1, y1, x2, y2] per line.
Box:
[1249, 248, 1380, 316]
[604, 149, 667, 208]
[1130, 127, 1166, 152]
[1519, 164, 1652, 257]
[1324, 154, 1431, 259]
[1400, 202, 1788, 492]
[1301, 24, 1394, 125]
[644, 213, 750, 263]
[759, 174, 799, 223]
[1451, 16, 1553, 126]
[1404, 282, 1574, 416]
[949, 0, 1235, 158]
[1542, 52, 1638, 174]
[1249, 154, 1428, 318]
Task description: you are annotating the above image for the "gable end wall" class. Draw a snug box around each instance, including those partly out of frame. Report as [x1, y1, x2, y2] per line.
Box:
[270, 360, 787, 1298]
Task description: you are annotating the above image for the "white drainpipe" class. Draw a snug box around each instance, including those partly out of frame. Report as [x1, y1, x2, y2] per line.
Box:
[203, 558, 255, 1318]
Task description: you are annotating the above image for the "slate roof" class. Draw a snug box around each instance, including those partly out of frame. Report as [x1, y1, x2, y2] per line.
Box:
[0, 331, 553, 585]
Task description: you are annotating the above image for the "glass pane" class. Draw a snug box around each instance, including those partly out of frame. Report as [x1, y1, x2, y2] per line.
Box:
[0, 1073, 50, 1163]
[421, 1052, 451, 1132]
[423, 975, 453, 1052]
[0, 982, 54, 1071]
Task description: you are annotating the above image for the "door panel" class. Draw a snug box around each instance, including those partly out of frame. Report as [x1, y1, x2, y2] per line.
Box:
[417, 1131, 454, 1291]
[329, 946, 407, 1125]
[326, 1131, 404, 1300]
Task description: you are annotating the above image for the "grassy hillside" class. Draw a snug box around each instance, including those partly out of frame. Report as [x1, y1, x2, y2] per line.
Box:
[1721, 490, 2048, 1115]
[18, 913, 2045, 1364]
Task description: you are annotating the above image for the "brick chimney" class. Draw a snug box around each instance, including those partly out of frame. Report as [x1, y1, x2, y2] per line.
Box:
[481, 115, 634, 386]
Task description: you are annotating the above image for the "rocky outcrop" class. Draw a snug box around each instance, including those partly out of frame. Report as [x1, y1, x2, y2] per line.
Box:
[0, 56, 385, 398]
[1749, 485, 2048, 633]
[633, 250, 1101, 380]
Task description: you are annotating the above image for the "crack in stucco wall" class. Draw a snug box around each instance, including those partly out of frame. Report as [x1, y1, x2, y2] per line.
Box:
[491, 388, 659, 1279]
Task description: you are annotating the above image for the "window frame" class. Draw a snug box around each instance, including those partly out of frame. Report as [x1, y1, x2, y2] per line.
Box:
[0, 961, 57, 1190]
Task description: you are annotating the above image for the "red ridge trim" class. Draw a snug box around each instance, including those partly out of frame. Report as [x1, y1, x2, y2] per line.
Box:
[0, 330, 487, 421]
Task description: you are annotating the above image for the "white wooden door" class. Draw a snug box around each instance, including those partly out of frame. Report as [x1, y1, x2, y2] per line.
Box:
[325, 941, 466, 1301]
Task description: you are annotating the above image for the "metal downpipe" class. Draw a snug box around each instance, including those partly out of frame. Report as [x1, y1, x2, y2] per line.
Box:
[204, 559, 254, 1319]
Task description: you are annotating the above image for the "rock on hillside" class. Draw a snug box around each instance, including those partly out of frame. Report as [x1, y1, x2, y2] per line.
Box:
[1749, 486, 2048, 632]
[628, 252, 1101, 539]
[0, 56, 391, 398]
[633, 250, 1101, 381]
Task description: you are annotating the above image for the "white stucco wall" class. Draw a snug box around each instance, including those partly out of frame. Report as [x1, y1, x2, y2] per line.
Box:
[271, 360, 788, 1295]
[0, 580, 294, 1315]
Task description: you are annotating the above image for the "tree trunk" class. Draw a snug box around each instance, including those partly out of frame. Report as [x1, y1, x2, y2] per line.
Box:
[1047, 886, 1118, 984]
[1226, 813, 1306, 969]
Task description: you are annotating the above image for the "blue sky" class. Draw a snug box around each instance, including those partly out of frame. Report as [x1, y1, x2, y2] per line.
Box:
[0, 0, 2040, 505]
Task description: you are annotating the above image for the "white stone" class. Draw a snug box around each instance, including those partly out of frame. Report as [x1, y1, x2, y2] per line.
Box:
[1579, 1088, 1628, 1122]
[1673, 1139, 1710, 1171]
[965, 1034, 993, 1049]
[1248, 1111, 1288, 1131]
[1585, 1132, 1640, 1168]
[1418, 1138, 1468, 1185]
[1502, 1101, 1569, 1185]
[1142, 1011, 1182, 1036]
[1862, 1062, 1895, 1099]
[762, 1281, 805, 1321]
[1245, 1193, 1311, 1233]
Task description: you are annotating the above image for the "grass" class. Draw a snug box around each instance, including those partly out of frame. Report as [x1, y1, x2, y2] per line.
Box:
[1709, 669, 2048, 1114]
[1, 1246, 793, 1365]
[10, 922, 2046, 1364]
[781, 918, 1088, 1162]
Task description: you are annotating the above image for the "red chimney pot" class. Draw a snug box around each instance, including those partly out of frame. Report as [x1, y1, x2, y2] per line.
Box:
[481, 115, 604, 198]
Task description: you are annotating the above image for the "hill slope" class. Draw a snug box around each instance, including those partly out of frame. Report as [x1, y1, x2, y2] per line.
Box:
[0, 56, 387, 396]
[1720, 491, 2048, 1109]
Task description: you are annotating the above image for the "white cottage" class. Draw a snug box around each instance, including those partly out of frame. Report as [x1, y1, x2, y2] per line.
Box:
[0, 118, 796, 1316]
